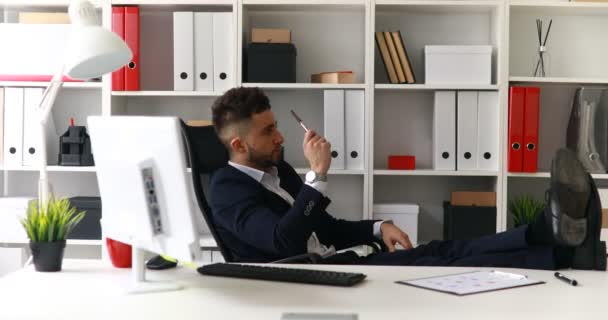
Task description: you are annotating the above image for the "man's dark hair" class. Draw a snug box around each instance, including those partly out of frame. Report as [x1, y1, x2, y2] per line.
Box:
[212, 87, 270, 149]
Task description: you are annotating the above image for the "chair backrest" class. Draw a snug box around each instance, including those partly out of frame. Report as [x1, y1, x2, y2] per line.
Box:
[179, 120, 236, 262]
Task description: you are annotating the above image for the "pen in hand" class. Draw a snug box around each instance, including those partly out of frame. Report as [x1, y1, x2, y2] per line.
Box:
[290, 110, 309, 132]
[554, 272, 578, 286]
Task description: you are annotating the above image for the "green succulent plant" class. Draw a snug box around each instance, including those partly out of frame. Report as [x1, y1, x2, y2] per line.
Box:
[509, 195, 544, 227]
[20, 198, 86, 243]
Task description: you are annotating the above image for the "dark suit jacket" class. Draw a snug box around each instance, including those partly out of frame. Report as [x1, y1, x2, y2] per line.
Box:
[209, 160, 378, 262]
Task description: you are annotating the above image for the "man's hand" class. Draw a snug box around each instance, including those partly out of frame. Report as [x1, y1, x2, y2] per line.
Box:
[380, 222, 413, 252]
[303, 130, 331, 176]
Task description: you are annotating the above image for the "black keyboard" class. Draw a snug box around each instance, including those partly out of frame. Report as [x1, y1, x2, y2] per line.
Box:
[197, 263, 366, 287]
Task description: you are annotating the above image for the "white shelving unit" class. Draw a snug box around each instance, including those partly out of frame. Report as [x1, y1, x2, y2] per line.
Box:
[2, 0, 608, 270]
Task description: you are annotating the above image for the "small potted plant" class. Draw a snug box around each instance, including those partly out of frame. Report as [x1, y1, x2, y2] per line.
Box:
[20, 198, 85, 272]
[509, 195, 545, 227]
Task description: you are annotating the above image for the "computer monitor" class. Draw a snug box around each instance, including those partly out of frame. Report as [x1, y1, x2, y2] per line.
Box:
[88, 115, 201, 293]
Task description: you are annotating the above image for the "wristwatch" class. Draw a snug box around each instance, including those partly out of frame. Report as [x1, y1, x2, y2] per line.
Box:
[305, 170, 327, 184]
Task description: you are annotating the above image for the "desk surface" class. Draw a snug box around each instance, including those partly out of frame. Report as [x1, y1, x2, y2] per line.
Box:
[0, 259, 606, 319]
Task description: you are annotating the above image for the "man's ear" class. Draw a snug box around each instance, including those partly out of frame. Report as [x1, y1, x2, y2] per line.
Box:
[229, 136, 246, 154]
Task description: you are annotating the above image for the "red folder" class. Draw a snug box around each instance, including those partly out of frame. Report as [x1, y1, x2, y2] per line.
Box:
[523, 87, 540, 172]
[508, 87, 525, 172]
[111, 7, 125, 91]
[124, 6, 140, 91]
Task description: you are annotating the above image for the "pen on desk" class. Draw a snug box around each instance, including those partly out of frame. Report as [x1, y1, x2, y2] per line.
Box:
[554, 272, 578, 286]
[290, 110, 309, 132]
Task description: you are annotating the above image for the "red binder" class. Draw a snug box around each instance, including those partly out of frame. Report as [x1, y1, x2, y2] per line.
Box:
[523, 87, 540, 172]
[124, 6, 140, 91]
[111, 6, 125, 91]
[508, 87, 525, 172]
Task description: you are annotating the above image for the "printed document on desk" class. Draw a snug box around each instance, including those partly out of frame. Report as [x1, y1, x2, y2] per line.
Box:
[396, 270, 544, 296]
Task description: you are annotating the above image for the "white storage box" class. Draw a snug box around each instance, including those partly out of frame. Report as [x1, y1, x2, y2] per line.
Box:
[425, 45, 492, 85]
[373, 203, 419, 246]
[0, 197, 36, 243]
[0, 23, 70, 81]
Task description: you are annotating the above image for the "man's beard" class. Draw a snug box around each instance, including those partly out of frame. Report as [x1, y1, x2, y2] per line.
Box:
[246, 144, 280, 169]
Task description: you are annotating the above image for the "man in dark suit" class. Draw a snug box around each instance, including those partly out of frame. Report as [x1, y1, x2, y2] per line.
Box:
[209, 87, 606, 270]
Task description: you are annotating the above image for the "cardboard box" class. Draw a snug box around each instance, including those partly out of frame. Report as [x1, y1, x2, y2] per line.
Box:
[603, 209, 608, 229]
[311, 72, 355, 84]
[451, 191, 496, 207]
[18, 12, 70, 24]
[251, 28, 291, 44]
[187, 120, 212, 127]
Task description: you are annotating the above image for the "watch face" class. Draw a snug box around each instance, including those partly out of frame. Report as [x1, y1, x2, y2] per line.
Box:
[306, 170, 316, 182]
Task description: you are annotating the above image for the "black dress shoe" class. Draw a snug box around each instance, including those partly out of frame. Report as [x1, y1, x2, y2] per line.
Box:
[146, 255, 177, 270]
[546, 149, 591, 246]
[571, 176, 607, 270]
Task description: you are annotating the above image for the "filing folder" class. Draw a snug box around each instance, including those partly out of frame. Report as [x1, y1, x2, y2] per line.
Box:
[3, 88, 24, 167]
[477, 91, 499, 171]
[22, 88, 43, 167]
[345, 90, 364, 170]
[324, 90, 345, 170]
[508, 87, 525, 172]
[194, 12, 214, 91]
[111, 7, 125, 91]
[174, 12, 194, 91]
[0, 88, 3, 164]
[433, 91, 456, 170]
[457, 91, 479, 170]
[212, 12, 233, 92]
[124, 6, 140, 91]
[523, 87, 540, 172]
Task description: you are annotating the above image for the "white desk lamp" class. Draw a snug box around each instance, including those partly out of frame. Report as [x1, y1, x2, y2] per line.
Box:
[38, 0, 132, 207]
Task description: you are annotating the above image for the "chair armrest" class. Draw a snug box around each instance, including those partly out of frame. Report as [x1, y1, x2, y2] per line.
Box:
[270, 253, 323, 264]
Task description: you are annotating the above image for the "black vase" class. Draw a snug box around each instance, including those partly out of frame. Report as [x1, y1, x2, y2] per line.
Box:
[30, 240, 66, 272]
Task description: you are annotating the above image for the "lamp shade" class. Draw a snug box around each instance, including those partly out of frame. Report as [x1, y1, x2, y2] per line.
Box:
[64, 26, 132, 80]
[63, 0, 132, 80]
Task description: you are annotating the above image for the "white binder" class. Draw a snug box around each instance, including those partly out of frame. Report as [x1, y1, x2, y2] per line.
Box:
[212, 12, 233, 92]
[433, 91, 456, 170]
[345, 90, 364, 170]
[21, 88, 58, 167]
[3, 88, 24, 168]
[22, 88, 43, 167]
[477, 91, 499, 171]
[324, 90, 345, 170]
[0, 88, 4, 165]
[173, 12, 194, 91]
[194, 12, 214, 92]
[457, 91, 479, 170]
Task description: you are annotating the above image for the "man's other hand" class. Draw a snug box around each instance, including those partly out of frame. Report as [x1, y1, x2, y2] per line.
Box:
[303, 130, 331, 176]
[380, 222, 413, 252]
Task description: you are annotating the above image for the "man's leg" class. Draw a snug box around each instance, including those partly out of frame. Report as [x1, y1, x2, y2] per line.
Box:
[358, 225, 557, 269]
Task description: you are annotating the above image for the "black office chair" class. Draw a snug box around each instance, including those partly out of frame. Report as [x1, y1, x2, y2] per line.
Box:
[147, 120, 385, 269]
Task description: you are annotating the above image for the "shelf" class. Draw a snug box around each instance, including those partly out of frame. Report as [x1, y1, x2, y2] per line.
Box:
[3, 166, 96, 172]
[111, 0, 234, 5]
[243, 0, 366, 10]
[376, 0, 501, 13]
[0, 81, 102, 89]
[1, 239, 102, 246]
[242, 83, 367, 90]
[375, 83, 499, 91]
[112, 91, 224, 97]
[509, 172, 608, 180]
[374, 169, 498, 177]
[0, 0, 104, 6]
[509, 77, 608, 85]
[200, 235, 217, 248]
[294, 168, 365, 175]
[510, 1, 608, 16]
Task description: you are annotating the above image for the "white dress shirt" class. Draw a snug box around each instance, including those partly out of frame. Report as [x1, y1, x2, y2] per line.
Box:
[228, 162, 384, 258]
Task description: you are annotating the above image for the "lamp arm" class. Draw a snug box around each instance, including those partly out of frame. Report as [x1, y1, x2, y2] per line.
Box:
[38, 69, 64, 208]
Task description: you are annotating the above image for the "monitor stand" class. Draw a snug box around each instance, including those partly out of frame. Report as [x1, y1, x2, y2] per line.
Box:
[125, 247, 183, 295]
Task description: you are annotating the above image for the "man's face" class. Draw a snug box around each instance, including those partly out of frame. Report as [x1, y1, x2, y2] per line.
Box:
[242, 110, 284, 169]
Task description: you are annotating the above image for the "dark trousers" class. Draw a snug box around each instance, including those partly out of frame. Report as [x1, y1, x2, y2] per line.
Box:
[330, 226, 556, 270]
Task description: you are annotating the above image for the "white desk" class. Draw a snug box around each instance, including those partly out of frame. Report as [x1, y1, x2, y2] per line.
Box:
[0, 259, 606, 319]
